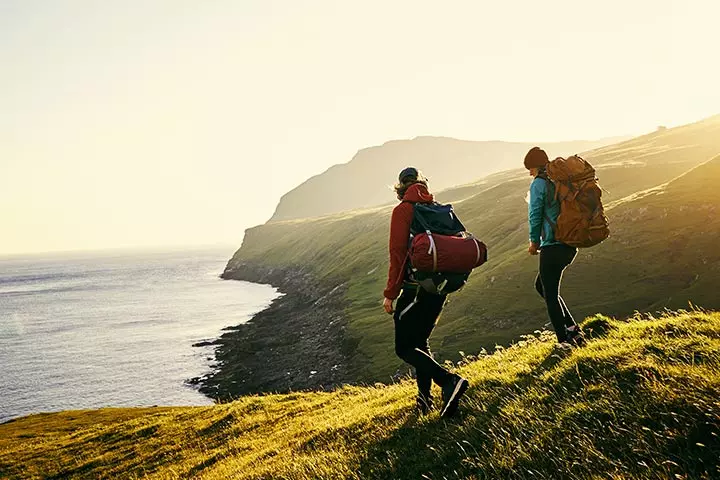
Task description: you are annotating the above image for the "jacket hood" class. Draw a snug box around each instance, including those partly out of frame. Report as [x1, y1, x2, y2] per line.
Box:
[402, 183, 434, 203]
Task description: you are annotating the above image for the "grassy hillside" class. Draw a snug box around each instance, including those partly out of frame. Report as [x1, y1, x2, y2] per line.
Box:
[2, 310, 719, 479]
[430, 153, 720, 366]
[437, 113, 720, 205]
[226, 114, 720, 383]
[270, 136, 628, 222]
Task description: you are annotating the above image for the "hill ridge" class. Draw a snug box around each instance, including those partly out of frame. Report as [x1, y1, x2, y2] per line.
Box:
[269, 135, 631, 222]
[607, 153, 720, 210]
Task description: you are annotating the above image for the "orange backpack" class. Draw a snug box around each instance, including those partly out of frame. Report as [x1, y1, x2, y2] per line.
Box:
[546, 155, 610, 248]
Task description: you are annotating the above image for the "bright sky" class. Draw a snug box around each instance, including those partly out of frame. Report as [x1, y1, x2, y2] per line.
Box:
[1, 0, 718, 255]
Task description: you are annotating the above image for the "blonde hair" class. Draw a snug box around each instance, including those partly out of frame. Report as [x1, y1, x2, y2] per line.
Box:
[394, 177, 428, 200]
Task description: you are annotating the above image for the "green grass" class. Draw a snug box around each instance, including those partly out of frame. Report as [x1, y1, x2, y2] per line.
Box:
[2, 310, 719, 479]
[225, 115, 720, 383]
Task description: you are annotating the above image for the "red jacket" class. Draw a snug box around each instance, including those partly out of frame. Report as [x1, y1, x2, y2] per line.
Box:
[383, 183, 435, 299]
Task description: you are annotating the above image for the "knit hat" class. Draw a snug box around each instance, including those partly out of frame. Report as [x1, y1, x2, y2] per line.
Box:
[398, 167, 427, 183]
[523, 147, 549, 170]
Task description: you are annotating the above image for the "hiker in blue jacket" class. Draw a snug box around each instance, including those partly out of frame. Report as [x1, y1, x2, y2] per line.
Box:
[525, 147, 585, 347]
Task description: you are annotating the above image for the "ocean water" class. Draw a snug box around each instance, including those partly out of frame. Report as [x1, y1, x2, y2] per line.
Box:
[0, 247, 279, 423]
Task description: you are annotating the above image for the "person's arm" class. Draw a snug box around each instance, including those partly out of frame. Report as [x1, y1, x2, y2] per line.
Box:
[528, 179, 545, 254]
[383, 203, 413, 308]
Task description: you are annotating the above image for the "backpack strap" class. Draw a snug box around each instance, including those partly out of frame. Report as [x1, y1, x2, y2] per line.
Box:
[472, 237, 483, 266]
[397, 287, 421, 319]
[409, 202, 439, 271]
[542, 177, 558, 237]
[428, 233, 438, 272]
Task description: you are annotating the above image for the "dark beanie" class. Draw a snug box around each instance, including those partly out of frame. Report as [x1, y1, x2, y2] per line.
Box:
[398, 166, 427, 183]
[524, 147, 549, 170]
[398, 167, 419, 183]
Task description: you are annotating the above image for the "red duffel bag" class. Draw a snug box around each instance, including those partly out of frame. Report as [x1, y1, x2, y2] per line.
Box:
[409, 232, 487, 273]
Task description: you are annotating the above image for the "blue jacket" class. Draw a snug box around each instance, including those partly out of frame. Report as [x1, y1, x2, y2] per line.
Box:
[528, 176, 562, 248]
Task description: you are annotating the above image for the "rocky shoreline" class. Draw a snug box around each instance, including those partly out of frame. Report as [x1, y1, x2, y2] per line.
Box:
[191, 262, 352, 401]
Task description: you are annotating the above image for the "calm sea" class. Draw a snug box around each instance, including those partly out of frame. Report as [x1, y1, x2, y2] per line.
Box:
[0, 247, 279, 423]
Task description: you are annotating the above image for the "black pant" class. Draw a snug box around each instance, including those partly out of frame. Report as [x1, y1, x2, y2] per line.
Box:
[394, 287, 451, 400]
[535, 244, 578, 342]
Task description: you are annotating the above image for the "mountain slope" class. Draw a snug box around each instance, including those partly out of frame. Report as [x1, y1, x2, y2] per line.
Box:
[216, 114, 720, 392]
[270, 136, 628, 222]
[591, 154, 720, 312]
[429, 151, 720, 358]
[437, 113, 720, 205]
[2, 311, 719, 479]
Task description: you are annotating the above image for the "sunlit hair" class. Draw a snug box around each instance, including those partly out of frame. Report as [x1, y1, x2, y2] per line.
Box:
[529, 166, 548, 179]
[394, 176, 429, 200]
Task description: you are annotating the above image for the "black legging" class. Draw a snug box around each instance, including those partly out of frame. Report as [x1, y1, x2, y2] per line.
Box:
[535, 243, 578, 342]
[394, 287, 451, 400]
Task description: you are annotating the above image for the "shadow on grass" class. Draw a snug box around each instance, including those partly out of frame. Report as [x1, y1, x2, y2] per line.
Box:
[184, 453, 222, 479]
[45, 460, 104, 480]
[353, 344, 720, 480]
[352, 349, 571, 479]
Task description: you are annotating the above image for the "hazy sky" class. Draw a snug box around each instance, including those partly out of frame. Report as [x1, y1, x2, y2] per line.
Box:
[1, 0, 718, 255]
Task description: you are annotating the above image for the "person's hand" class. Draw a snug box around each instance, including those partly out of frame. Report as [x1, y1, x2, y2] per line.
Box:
[383, 297, 395, 314]
[528, 242, 540, 256]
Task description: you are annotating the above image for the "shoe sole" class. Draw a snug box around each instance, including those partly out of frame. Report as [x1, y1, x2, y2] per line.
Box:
[440, 378, 469, 418]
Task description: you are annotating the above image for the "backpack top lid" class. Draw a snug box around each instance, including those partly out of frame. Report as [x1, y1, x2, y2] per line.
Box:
[547, 155, 596, 182]
[410, 202, 466, 236]
[545, 155, 609, 248]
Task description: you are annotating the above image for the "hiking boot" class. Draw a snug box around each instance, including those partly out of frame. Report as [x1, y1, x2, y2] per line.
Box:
[416, 396, 434, 415]
[440, 374, 469, 418]
[566, 326, 586, 347]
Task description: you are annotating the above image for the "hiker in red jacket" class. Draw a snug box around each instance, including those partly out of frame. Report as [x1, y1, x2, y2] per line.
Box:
[383, 167, 469, 417]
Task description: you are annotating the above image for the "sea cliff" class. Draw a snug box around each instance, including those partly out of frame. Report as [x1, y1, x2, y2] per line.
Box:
[195, 261, 352, 400]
